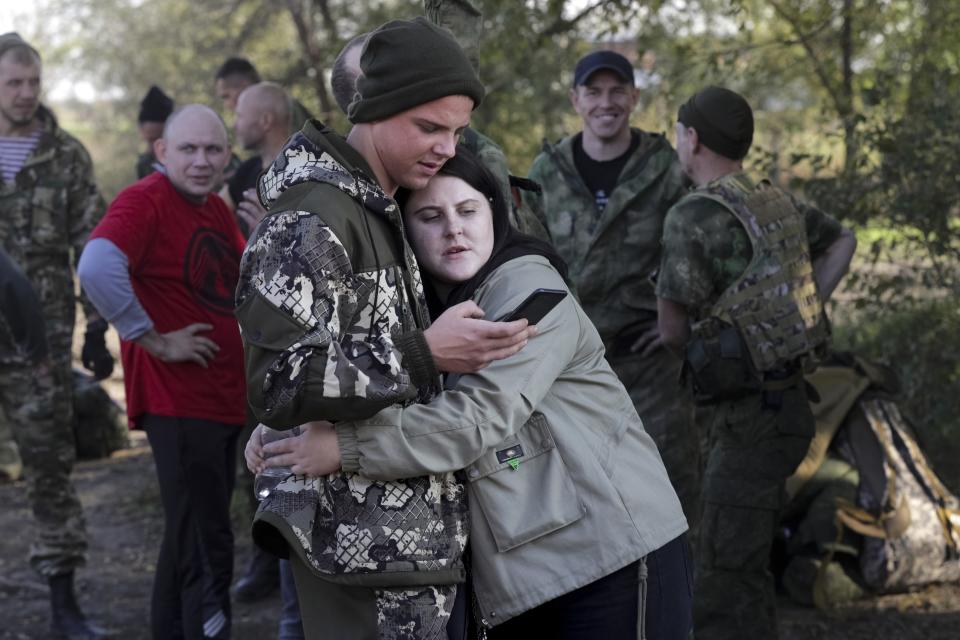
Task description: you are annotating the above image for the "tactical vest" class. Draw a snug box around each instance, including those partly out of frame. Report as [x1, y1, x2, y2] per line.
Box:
[693, 174, 829, 373]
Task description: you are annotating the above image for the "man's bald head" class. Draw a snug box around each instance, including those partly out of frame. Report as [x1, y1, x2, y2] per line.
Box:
[331, 33, 369, 115]
[162, 104, 228, 145]
[156, 104, 230, 203]
[234, 82, 292, 153]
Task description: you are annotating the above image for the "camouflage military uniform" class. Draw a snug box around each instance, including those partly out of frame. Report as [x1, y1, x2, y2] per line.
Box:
[523, 130, 702, 527]
[135, 148, 159, 180]
[0, 106, 104, 577]
[657, 171, 843, 640]
[237, 121, 464, 637]
[460, 128, 550, 242]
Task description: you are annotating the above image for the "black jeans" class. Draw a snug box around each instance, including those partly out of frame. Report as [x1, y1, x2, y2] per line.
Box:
[144, 415, 241, 640]
[486, 534, 693, 640]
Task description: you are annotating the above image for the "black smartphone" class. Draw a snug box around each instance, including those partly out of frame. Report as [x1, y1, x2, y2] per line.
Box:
[497, 288, 567, 324]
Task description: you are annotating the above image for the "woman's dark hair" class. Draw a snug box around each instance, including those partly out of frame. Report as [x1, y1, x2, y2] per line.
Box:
[397, 146, 567, 318]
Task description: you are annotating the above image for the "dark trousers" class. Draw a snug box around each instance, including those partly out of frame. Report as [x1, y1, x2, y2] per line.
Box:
[487, 534, 693, 640]
[144, 415, 241, 640]
[695, 389, 814, 640]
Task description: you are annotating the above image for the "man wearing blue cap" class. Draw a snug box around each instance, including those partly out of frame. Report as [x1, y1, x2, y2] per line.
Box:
[523, 50, 701, 533]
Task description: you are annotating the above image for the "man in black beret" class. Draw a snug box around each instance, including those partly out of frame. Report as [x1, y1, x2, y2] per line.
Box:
[235, 16, 535, 638]
[656, 86, 857, 640]
[135, 85, 174, 179]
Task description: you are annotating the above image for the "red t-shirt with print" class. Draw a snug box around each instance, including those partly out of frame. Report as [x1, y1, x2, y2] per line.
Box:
[90, 172, 248, 427]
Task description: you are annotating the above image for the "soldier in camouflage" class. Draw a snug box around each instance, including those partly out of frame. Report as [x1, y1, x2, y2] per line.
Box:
[656, 86, 857, 640]
[0, 32, 109, 639]
[522, 49, 702, 529]
[237, 17, 532, 639]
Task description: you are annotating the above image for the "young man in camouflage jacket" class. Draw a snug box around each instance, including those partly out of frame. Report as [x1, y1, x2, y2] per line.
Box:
[236, 17, 533, 639]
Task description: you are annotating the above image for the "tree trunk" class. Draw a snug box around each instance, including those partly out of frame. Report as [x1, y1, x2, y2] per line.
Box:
[285, 0, 336, 122]
[840, 0, 856, 175]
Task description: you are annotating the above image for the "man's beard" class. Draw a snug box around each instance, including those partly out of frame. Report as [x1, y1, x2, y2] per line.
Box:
[1, 104, 38, 128]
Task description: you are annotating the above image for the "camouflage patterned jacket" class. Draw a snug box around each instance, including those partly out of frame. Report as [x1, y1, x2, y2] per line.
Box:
[460, 128, 551, 242]
[523, 130, 686, 346]
[0, 106, 104, 341]
[236, 120, 467, 587]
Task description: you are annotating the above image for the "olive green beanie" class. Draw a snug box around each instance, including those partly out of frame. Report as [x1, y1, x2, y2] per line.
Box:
[0, 32, 40, 63]
[348, 16, 484, 124]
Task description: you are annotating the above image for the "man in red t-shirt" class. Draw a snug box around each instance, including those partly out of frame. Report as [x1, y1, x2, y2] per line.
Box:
[79, 104, 248, 640]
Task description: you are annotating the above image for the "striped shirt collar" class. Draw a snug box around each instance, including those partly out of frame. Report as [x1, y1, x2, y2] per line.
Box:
[0, 129, 44, 183]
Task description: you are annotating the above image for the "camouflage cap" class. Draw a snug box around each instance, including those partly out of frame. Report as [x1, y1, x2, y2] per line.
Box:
[0, 32, 40, 63]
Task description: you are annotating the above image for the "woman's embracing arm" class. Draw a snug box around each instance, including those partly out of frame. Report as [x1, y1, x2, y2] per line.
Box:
[336, 258, 578, 479]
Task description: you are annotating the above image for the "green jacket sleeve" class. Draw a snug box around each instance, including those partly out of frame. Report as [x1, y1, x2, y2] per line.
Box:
[336, 258, 578, 479]
[795, 196, 843, 258]
[521, 154, 552, 242]
[237, 209, 436, 428]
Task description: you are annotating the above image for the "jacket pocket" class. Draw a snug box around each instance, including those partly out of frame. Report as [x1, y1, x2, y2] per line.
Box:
[466, 412, 585, 552]
[237, 290, 308, 350]
[28, 182, 69, 250]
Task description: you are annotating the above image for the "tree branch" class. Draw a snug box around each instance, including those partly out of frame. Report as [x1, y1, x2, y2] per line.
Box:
[285, 0, 335, 121]
[538, 0, 608, 43]
[767, 0, 846, 118]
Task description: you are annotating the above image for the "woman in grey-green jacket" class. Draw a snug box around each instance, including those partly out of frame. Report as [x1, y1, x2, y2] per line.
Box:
[250, 149, 691, 640]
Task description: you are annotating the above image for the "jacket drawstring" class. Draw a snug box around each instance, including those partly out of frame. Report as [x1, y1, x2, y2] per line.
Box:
[637, 555, 648, 640]
[358, 182, 382, 342]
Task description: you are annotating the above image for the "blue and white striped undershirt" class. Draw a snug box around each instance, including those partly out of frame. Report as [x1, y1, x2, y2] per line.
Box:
[0, 130, 43, 183]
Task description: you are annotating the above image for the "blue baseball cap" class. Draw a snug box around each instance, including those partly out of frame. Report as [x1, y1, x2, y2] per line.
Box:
[573, 50, 634, 87]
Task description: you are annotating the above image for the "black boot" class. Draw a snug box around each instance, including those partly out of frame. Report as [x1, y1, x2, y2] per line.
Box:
[49, 572, 109, 639]
[232, 546, 279, 602]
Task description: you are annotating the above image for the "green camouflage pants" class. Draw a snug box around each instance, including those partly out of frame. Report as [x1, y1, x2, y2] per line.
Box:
[609, 348, 701, 531]
[0, 333, 87, 577]
[695, 386, 814, 640]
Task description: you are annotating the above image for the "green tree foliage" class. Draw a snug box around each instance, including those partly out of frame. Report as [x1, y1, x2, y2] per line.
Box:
[11, 0, 956, 482]
[19, 0, 959, 302]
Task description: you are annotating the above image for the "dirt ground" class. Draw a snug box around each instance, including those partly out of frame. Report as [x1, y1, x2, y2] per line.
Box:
[0, 435, 279, 640]
[1, 327, 957, 639]
[1, 440, 959, 639]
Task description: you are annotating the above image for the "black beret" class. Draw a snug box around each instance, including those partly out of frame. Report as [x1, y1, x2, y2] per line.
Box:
[678, 86, 754, 160]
